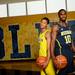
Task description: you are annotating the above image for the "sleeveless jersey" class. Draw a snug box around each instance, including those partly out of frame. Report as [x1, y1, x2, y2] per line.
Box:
[38, 29, 55, 75]
[39, 29, 50, 57]
[56, 26, 72, 49]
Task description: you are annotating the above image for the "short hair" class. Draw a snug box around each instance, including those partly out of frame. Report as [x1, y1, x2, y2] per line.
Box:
[41, 17, 49, 24]
[58, 9, 67, 16]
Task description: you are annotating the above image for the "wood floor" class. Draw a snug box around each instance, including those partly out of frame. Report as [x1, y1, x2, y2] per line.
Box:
[0, 58, 75, 75]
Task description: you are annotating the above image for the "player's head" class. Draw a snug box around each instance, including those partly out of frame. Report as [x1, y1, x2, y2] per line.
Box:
[58, 9, 67, 22]
[40, 17, 49, 29]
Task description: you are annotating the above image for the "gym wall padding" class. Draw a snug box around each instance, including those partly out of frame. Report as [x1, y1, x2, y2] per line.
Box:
[0, 11, 75, 61]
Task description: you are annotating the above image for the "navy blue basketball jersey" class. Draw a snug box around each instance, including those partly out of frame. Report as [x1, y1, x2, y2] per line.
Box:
[56, 25, 72, 48]
[55, 25, 74, 74]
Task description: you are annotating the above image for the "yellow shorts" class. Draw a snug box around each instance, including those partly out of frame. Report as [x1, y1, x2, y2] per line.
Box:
[40, 59, 55, 75]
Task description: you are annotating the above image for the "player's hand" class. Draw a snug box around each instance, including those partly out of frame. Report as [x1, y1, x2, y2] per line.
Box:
[41, 60, 48, 69]
[52, 56, 56, 64]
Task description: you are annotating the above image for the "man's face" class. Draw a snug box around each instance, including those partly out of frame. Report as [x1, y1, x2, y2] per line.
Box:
[59, 10, 67, 22]
[40, 19, 47, 29]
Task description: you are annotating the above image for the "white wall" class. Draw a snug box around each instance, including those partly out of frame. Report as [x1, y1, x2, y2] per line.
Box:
[0, 0, 75, 17]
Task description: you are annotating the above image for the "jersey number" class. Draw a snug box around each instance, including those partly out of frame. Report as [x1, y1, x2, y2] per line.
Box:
[64, 35, 71, 44]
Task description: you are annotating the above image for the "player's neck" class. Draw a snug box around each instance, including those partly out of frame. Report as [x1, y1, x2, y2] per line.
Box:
[41, 28, 47, 33]
[59, 21, 67, 27]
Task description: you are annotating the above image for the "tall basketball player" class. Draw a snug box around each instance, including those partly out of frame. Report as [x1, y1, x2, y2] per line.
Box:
[51, 9, 75, 75]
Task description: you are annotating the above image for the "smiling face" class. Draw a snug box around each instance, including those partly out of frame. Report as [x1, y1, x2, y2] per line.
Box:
[40, 17, 49, 29]
[58, 9, 67, 22]
[40, 19, 48, 29]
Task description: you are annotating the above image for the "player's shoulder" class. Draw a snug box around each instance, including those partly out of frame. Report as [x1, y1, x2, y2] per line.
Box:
[45, 29, 50, 37]
[52, 25, 59, 32]
[47, 27, 51, 32]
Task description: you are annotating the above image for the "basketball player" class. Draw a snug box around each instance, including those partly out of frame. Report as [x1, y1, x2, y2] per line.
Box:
[51, 9, 75, 75]
[37, 17, 55, 75]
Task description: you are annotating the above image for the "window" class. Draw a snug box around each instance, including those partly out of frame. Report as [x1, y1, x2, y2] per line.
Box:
[27, 0, 46, 15]
[47, 0, 66, 13]
[67, 0, 75, 11]
[0, 4, 7, 17]
[8, 2, 26, 16]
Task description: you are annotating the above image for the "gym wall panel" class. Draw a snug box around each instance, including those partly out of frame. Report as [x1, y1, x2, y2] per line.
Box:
[0, 11, 75, 61]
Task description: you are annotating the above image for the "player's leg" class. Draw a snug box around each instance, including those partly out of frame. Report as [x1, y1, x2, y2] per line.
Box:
[41, 59, 55, 75]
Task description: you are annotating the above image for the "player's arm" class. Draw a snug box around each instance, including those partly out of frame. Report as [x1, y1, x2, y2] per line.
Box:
[51, 25, 58, 60]
[46, 31, 51, 63]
